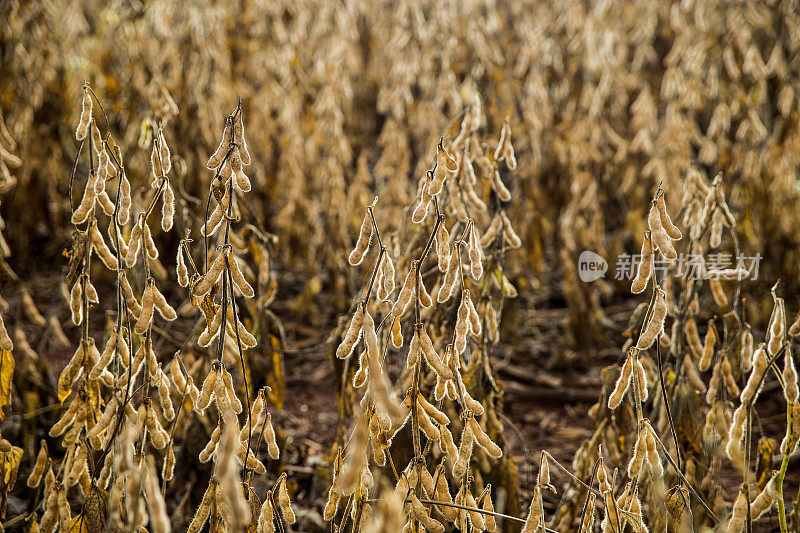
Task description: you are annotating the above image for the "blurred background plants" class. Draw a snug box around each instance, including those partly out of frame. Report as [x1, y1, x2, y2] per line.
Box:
[1, 0, 800, 531]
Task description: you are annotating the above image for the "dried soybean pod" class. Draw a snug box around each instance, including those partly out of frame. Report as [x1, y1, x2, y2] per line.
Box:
[709, 278, 729, 308]
[196, 368, 217, 413]
[657, 193, 682, 239]
[125, 216, 144, 267]
[469, 416, 502, 458]
[71, 179, 96, 225]
[258, 493, 275, 533]
[158, 128, 171, 175]
[227, 249, 254, 298]
[117, 171, 132, 226]
[90, 222, 118, 270]
[454, 296, 469, 354]
[634, 357, 648, 402]
[76, 87, 92, 141]
[151, 284, 176, 320]
[481, 488, 497, 532]
[336, 304, 364, 359]
[767, 292, 785, 355]
[188, 480, 215, 533]
[21, 287, 46, 327]
[27, 441, 49, 488]
[410, 494, 445, 533]
[234, 169, 251, 193]
[233, 114, 250, 165]
[151, 142, 164, 178]
[70, 280, 83, 325]
[192, 251, 226, 297]
[631, 233, 652, 294]
[627, 428, 647, 478]
[143, 219, 159, 259]
[647, 202, 677, 260]
[208, 117, 233, 169]
[741, 327, 754, 371]
[490, 168, 512, 202]
[348, 209, 373, 266]
[134, 282, 155, 334]
[176, 246, 189, 287]
[644, 424, 662, 477]
[467, 223, 484, 280]
[636, 288, 667, 349]
[521, 495, 542, 533]
[437, 245, 459, 303]
[481, 215, 502, 247]
[262, 412, 280, 459]
[699, 321, 716, 371]
[500, 211, 522, 248]
[390, 316, 403, 349]
[428, 141, 449, 197]
[419, 328, 453, 379]
[381, 252, 395, 297]
[390, 266, 415, 318]
[417, 270, 433, 308]
[161, 183, 174, 232]
[784, 346, 799, 403]
[609, 352, 634, 409]
[463, 290, 482, 335]
[435, 222, 450, 272]
[453, 423, 475, 478]
[684, 318, 703, 361]
[579, 493, 596, 533]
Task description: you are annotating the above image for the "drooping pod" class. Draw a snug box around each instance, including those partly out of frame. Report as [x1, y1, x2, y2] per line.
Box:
[468, 416, 502, 458]
[609, 352, 634, 409]
[647, 201, 678, 260]
[656, 193, 682, 239]
[134, 281, 155, 334]
[698, 321, 716, 371]
[500, 211, 522, 248]
[227, 249, 255, 298]
[348, 209, 373, 266]
[435, 222, 450, 272]
[208, 117, 234, 170]
[636, 288, 667, 349]
[390, 265, 415, 318]
[71, 177, 96, 225]
[177, 245, 190, 287]
[125, 216, 144, 267]
[467, 222, 484, 280]
[192, 251, 227, 298]
[152, 283, 176, 321]
[418, 327, 453, 380]
[631, 233, 652, 294]
[490, 168, 512, 202]
[437, 245, 460, 303]
[336, 304, 364, 359]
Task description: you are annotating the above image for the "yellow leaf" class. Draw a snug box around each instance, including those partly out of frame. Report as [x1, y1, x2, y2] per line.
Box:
[0, 350, 13, 419]
[0, 445, 22, 516]
[0, 446, 21, 488]
[57, 365, 74, 404]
